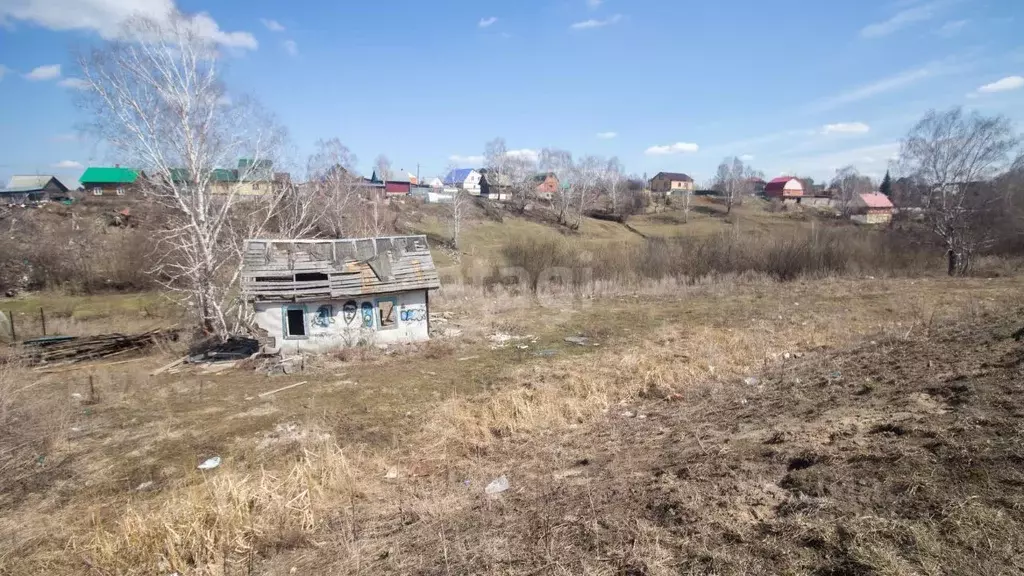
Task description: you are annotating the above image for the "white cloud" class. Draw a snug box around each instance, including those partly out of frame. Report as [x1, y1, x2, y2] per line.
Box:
[0, 0, 258, 50]
[52, 160, 83, 169]
[25, 64, 60, 80]
[786, 142, 900, 178]
[860, 2, 940, 38]
[478, 16, 498, 28]
[810, 60, 959, 112]
[507, 149, 540, 162]
[449, 154, 485, 165]
[586, 0, 603, 8]
[596, 131, 617, 139]
[282, 39, 298, 56]
[740, 154, 755, 161]
[974, 75, 1024, 94]
[570, 14, 623, 30]
[936, 19, 968, 36]
[58, 77, 89, 89]
[261, 18, 284, 32]
[822, 122, 871, 135]
[644, 142, 699, 155]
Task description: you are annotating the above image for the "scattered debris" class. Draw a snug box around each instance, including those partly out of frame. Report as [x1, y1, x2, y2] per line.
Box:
[441, 328, 463, 338]
[564, 335, 596, 346]
[457, 355, 479, 361]
[620, 411, 636, 418]
[71, 392, 83, 400]
[150, 356, 187, 376]
[485, 475, 509, 495]
[257, 380, 309, 398]
[135, 481, 154, 491]
[201, 362, 237, 374]
[743, 377, 760, 386]
[385, 467, 399, 479]
[188, 336, 260, 363]
[197, 456, 221, 470]
[23, 328, 179, 366]
[535, 349, 559, 357]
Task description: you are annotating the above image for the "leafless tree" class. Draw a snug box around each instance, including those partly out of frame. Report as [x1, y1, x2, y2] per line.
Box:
[484, 137, 536, 211]
[604, 156, 624, 214]
[898, 107, 1019, 275]
[77, 15, 285, 337]
[374, 154, 392, 182]
[713, 156, 755, 214]
[569, 155, 604, 229]
[829, 165, 875, 214]
[306, 138, 360, 237]
[541, 148, 575, 225]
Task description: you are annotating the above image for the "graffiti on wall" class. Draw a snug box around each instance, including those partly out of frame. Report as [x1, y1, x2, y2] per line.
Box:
[313, 305, 334, 328]
[360, 302, 374, 328]
[342, 301, 358, 325]
[400, 307, 426, 323]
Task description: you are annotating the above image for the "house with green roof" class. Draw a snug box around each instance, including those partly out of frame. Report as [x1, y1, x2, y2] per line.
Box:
[79, 166, 144, 197]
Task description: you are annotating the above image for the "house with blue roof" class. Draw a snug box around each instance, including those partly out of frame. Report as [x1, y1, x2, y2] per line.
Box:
[442, 168, 482, 196]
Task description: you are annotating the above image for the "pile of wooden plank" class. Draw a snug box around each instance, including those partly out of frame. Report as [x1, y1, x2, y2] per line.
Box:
[23, 328, 178, 365]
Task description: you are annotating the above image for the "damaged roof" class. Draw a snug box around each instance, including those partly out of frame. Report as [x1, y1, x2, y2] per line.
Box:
[241, 235, 441, 302]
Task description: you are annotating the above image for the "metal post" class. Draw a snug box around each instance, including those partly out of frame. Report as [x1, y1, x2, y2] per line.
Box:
[40, 307, 46, 336]
[7, 310, 14, 341]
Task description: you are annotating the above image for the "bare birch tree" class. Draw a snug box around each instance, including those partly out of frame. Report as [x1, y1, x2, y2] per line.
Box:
[713, 156, 754, 214]
[899, 107, 1019, 275]
[374, 154, 392, 182]
[605, 156, 624, 214]
[570, 155, 604, 229]
[541, 148, 575, 225]
[829, 165, 875, 214]
[77, 15, 284, 337]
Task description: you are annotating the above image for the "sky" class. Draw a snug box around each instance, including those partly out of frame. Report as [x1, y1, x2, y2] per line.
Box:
[0, 0, 1022, 187]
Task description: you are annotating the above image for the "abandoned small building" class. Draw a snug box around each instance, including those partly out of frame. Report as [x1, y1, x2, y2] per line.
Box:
[241, 235, 441, 352]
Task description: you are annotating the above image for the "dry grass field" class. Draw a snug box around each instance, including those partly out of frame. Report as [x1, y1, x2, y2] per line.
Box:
[2, 272, 1023, 575]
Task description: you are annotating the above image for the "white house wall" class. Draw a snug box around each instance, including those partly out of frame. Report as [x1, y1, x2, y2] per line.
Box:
[254, 289, 430, 354]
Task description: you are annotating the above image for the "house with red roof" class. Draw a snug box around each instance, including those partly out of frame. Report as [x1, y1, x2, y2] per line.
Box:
[763, 177, 803, 200]
[849, 192, 894, 224]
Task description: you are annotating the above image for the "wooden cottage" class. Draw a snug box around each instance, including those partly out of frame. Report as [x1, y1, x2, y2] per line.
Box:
[850, 192, 894, 224]
[241, 236, 441, 353]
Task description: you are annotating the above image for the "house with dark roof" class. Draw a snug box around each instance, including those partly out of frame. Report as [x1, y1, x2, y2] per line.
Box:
[1, 175, 70, 204]
[79, 166, 144, 197]
[480, 170, 513, 201]
[442, 168, 481, 195]
[371, 169, 414, 195]
[764, 177, 804, 200]
[649, 172, 694, 194]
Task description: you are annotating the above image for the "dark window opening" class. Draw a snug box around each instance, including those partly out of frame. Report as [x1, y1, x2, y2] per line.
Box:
[286, 308, 306, 337]
[377, 299, 397, 330]
[256, 275, 293, 282]
[295, 272, 329, 282]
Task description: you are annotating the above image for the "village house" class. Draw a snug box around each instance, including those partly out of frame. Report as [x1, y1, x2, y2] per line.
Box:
[371, 169, 413, 195]
[532, 172, 559, 200]
[649, 172, 694, 195]
[764, 176, 804, 200]
[1, 175, 70, 204]
[849, 192, 894, 224]
[480, 170, 512, 201]
[241, 235, 441, 353]
[442, 168, 482, 195]
[79, 166, 144, 196]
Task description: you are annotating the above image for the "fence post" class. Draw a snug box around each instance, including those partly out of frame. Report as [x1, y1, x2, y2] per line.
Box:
[40, 307, 46, 337]
[7, 310, 14, 341]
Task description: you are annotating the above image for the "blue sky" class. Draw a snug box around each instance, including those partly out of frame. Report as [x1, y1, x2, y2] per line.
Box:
[1, 0, 1022, 187]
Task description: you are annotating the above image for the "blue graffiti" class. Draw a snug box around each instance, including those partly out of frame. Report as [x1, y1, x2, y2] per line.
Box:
[360, 302, 374, 328]
[400, 308, 426, 322]
[313, 305, 333, 328]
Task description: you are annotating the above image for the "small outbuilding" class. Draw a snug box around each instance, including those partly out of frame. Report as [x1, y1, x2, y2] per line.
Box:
[850, 192, 894, 224]
[764, 177, 804, 200]
[2, 175, 70, 204]
[241, 235, 441, 353]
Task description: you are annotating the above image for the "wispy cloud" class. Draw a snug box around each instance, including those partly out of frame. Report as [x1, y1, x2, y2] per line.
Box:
[58, 77, 89, 89]
[449, 154, 485, 165]
[810, 60, 960, 112]
[860, 1, 942, 38]
[936, 19, 968, 36]
[822, 122, 871, 135]
[508, 149, 540, 162]
[478, 16, 498, 28]
[968, 75, 1024, 97]
[52, 160, 82, 169]
[282, 39, 298, 56]
[644, 142, 699, 155]
[25, 64, 60, 81]
[570, 14, 623, 30]
[596, 131, 618, 139]
[586, 0, 603, 8]
[0, 64, 8, 81]
[261, 18, 285, 32]
[740, 154, 755, 161]
[785, 142, 900, 179]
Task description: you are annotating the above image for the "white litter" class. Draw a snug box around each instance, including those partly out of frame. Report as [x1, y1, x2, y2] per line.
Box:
[197, 456, 221, 470]
[485, 475, 509, 495]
